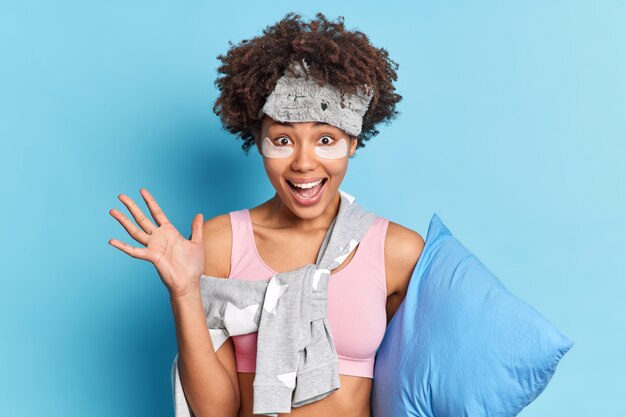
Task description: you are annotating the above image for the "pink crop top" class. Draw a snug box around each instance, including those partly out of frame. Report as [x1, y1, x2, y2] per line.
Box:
[226, 209, 389, 378]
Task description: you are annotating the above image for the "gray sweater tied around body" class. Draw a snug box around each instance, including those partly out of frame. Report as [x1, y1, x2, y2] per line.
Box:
[171, 189, 377, 416]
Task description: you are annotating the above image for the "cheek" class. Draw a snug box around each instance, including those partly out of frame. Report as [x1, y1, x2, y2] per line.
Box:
[262, 159, 288, 182]
[321, 159, 349, 179]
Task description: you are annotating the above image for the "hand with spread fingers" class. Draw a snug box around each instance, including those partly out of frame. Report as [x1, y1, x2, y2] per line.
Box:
[108, 188, 205, 299]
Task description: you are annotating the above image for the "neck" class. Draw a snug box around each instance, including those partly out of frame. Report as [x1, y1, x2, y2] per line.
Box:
[263, 190, 341, 233]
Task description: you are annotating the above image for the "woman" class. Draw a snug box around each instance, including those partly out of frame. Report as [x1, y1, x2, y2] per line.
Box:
[109, 12, 424, 417]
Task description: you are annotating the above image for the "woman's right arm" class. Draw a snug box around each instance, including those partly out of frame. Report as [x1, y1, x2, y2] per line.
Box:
[109, 191, 240, 417]
[173, 214, 241, 417]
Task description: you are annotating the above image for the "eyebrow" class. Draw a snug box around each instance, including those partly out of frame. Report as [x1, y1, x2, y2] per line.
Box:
[271, 121, 329, 128]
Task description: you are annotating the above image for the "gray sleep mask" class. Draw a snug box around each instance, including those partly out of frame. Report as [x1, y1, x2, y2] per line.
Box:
[257, 59, 374, 136]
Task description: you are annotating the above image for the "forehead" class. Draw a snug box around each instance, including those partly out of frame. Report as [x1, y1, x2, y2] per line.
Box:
[270, 120, 329, 128]
[264, 118, 346, 134]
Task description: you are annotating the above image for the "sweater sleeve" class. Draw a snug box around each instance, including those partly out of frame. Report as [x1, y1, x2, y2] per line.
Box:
[199, 274, 270, 346]
[170, 275, 271, 417]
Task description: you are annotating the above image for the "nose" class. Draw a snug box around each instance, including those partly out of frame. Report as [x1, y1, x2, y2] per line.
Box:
[290, 142, 319, 172]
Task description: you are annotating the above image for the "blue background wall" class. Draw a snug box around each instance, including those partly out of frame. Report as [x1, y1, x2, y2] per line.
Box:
[1, 1, 624, 415]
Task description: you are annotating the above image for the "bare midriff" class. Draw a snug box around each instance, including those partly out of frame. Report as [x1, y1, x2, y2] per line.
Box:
[236, 373, 372, 417]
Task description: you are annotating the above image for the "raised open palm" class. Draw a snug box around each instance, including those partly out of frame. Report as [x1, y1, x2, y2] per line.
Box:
[109, 188, 205, 299]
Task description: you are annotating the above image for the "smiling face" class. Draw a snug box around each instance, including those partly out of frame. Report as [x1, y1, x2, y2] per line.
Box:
[254, 116, 358, 220]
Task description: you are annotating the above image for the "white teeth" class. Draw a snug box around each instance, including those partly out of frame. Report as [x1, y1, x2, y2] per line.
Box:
[289, 179, 323, 189]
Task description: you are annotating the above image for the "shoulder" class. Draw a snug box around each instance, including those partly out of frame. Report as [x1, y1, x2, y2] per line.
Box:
[383, 219, 425, 297]
[201, 212, 233, 278]
[202, 212, 232, 237]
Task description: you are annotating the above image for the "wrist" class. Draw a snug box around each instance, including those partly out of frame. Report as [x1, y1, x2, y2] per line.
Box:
[169, 286, 202, 305]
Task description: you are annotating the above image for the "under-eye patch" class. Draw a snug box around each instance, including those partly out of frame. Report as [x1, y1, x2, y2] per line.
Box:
[262, 136, 293, 158]
[315, 138, 348, 159]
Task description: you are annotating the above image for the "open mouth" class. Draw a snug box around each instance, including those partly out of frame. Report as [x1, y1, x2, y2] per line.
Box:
[286, 178, 328, 201]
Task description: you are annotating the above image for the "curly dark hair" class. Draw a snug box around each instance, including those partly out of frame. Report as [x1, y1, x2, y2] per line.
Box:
[212, 12, 402, 155]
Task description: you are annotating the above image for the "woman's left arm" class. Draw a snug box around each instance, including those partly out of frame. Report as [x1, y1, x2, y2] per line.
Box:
[384, 221, 425, 325]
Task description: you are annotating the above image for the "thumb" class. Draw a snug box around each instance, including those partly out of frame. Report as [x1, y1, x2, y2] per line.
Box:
[190, 213, 203, 244]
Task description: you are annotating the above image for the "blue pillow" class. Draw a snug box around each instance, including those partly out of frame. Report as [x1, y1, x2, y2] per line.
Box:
[371, 213, 574, 417]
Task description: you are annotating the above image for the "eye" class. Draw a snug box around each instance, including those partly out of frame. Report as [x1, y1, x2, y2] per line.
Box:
[318, 135, 335, 146]
[273, 136, 292, 146]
